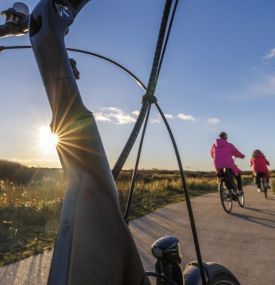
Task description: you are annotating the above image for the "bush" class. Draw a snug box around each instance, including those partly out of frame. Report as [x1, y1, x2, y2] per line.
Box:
[0, 160, 35, 184]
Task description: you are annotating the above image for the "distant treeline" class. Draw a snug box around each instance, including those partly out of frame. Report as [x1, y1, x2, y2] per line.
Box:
[0, 160, 63, 184]
[0, 159, 274, 185]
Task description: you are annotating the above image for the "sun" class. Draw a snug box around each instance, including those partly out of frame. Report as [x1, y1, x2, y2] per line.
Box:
[38, 126, 59, 154]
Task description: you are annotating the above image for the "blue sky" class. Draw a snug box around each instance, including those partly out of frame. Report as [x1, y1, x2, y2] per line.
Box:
[0, 0, 275, 171]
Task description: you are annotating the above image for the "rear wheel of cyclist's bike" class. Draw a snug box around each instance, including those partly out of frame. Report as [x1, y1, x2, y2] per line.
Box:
[262, 179, 268, 199]
[219, 181, 233, 213]
[236, 189, 245, 208]
[264, 188, 268, 199]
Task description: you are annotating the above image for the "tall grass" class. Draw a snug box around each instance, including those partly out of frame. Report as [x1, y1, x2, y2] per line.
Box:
[118, 176, 217, 219]
[0, 179, 65, 266]
[0, 169, 252, 266]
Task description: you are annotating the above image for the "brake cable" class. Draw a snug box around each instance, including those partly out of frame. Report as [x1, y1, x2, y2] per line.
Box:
[0, 45, 146, 90]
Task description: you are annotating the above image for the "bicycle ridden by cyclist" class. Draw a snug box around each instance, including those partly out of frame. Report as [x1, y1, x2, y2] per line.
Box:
[250, 149, 271, 192]
[210, 132, 245, 191]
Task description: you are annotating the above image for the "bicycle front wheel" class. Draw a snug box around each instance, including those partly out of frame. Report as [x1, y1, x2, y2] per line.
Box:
[219, 181, 233, 213]
[184, 262, 240, 285]
[210, 264, 240, 285]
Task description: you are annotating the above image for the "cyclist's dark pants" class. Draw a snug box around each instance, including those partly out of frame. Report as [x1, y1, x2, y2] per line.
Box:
[217, 169, 243, 191]
[235, 174, 243, 191]
[255, 172, 269, 188]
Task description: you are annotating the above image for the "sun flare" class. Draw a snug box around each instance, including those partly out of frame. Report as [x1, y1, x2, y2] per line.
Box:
[38, 126, 59, 154]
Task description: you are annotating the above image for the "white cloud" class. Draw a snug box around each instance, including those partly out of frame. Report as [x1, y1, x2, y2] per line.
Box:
[151, 118, 161, 124]
[177, 113, 196, 122]
[208, 117, 220, 124]
[164, 114, 173, 119]
[94, 107, 137, 125]
[94, 112, 112, 122]
[109, 113, 136, 124]
[131, 110, 140, 117]
[102, 107, 121, 113]
[263, 48, 275, 60]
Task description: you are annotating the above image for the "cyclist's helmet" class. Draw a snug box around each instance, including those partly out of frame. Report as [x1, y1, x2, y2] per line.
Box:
[219, 131, 228, 140]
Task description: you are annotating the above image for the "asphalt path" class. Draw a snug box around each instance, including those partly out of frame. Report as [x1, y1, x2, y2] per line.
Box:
[0, 184, 274, 284]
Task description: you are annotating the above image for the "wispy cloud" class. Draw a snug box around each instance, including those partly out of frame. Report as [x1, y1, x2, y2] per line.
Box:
[94, 112, 112, 122]
[263, 48, 275, 60]
[94, 107, 137, 124]
[177, 113, 197, 122]
[164, 114, 174, 119]
[253, 74, 275, 95]
[207, 117, 220, 124]
[131, 110, 140, 117]
[151, 118, 161, 124]
[94, 108, 217, 126]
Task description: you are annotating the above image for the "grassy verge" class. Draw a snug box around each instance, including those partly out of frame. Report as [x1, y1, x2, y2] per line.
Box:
[272, 179, 275, 194]
[0, 179, 64, 266]
[119, 176, 217, 220]
[0, 171, 252, 266]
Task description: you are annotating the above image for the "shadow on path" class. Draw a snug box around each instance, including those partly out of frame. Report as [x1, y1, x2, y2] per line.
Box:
[231, 212, 275, 229]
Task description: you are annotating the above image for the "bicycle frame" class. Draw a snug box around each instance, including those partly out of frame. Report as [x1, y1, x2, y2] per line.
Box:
[255, 173, 269, 198]
[28, 0, 149, 284]
[218, 169, 236, 191]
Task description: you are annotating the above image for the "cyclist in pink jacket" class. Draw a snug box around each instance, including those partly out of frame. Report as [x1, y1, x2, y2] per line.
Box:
[250, 149, 270, 191]
[210, 132, 245, 191]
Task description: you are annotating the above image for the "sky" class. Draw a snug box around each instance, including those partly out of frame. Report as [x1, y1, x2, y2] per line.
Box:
[1, 0, 275, 171]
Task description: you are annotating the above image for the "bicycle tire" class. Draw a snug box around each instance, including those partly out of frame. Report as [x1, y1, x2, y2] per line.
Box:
[184, 262, 240, 285]
[262, 179, 268, 199]
[236, 191, 245, 208]
[264, 188, 268, 199]
[219, 181, 233, 213]
[209, 263, 240, 285]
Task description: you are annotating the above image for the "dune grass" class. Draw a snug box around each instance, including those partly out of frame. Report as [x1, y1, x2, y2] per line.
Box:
[119, 175, 218, 220]
[0, 179, 64, 266]
[0, 170, 252, 266]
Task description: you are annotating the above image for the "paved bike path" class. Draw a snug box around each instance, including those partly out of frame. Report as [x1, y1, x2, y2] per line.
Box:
[132, 184, 275, 285]
[0, 184, 274, 284]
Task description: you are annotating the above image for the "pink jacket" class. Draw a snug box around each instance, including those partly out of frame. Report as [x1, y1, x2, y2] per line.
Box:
[250, 154, 269, 174]
[210, 138, 245, 175]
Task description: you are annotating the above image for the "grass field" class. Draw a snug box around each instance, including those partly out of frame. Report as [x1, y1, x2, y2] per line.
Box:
[0, 166, 253, 266]
[272, 179, 275, 194]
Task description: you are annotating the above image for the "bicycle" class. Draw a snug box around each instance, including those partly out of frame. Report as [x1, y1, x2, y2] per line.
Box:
[218, 169, 245, 213]
[255, 173, 269, 199]
[1, 1, 241, 284]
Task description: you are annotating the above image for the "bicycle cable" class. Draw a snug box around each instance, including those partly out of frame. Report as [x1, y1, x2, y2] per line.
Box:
[0, 45, 147, 91]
